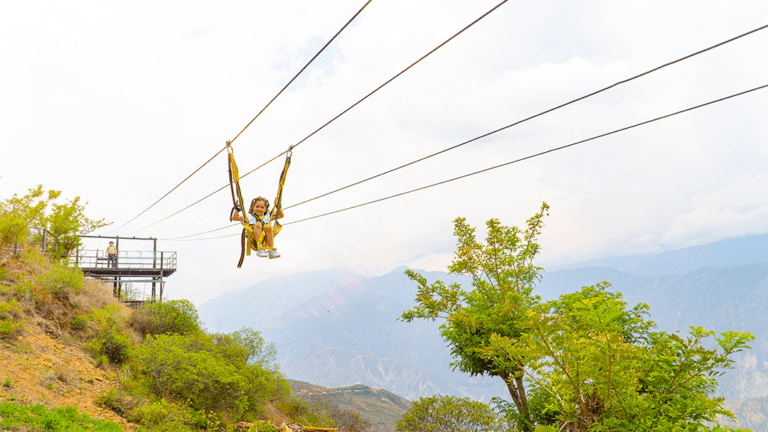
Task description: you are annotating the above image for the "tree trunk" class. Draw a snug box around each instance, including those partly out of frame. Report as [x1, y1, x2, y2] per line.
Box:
[501, 370, 533, 432]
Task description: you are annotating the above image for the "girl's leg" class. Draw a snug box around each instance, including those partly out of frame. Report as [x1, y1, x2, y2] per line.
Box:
[253, 224, 263, 244]
[264, 225, 274, 248]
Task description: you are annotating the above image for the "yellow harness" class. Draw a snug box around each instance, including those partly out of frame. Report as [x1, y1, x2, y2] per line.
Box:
[227, 143, 292, 268]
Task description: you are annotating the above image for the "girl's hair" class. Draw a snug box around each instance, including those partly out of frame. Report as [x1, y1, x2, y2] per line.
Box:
[248, 196, 270, 216]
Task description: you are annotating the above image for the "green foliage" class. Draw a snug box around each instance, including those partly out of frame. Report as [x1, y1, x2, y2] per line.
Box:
[0, 298, 24, 338]
[0, 401, 123, 431]
[486, 283, 755, 431]
[130, 398, 208, 431]
[131, 331, 286, 418]
[44, 196, 108, 258]
[0, 318, 23, 338]
[0, 298, 22, 317]
[396, 395, 510, 432]
[37, 260, 84, 301]
[303, 395, 372, 431]
[131, 299, 202, 337]
[230, 327, 278, 370]
[96, 388, 136, 416]
[276, 397, 334, 427]
[71, 314, 88, 331]
[401, 203, 550, 430]
[256, 422, 279, 432]
[87, 304, 131, 364]
[401, 205, 753, 432]
[0, 185, 60, 246]
[3, 376, 11, 388]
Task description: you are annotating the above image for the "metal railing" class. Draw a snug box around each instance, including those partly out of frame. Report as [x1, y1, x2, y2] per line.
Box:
[70, 249, 177, 270]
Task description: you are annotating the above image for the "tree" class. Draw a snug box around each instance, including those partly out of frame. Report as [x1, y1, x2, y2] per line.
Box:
[44, 196, 108, 257]
[0, 185, 108, 257]
[401, 204, 753, 431]
[401, 203, 550, 430]
[0, 185, 60, 246]
[396, 395, 509, 432]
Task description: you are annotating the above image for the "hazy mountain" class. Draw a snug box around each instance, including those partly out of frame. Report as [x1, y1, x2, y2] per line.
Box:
[551, 232, 768, 277]
[198, 269, 366, 334]
[262, 268, 508, 402]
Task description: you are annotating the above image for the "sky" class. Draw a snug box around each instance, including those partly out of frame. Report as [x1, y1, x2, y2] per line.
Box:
[2, 0, 767, 306]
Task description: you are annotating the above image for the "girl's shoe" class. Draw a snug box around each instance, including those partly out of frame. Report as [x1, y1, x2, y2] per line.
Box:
[268, 249, 281, 259]
[256, 250, 269, 258]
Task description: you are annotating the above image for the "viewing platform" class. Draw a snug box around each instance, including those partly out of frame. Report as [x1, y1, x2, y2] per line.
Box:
[68, 235, 176, 301]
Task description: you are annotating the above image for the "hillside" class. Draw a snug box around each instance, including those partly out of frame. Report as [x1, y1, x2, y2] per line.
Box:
[0, 245, 354, 432]
[0, 288, 136, 431]
[289, 380, 410, 432]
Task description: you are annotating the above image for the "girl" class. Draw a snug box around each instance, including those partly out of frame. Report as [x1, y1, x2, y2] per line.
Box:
[232, 196, 284, 259]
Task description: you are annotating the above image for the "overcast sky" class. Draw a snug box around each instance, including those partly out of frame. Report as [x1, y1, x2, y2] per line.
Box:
[2, 0, 767, 305]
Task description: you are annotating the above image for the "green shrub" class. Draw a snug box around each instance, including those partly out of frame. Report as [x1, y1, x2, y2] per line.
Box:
[0, 401, 123, 432]
[129, 398, 206, 431]
[0, 298, 22, 318]
[3, 376, 11, 388]
[70, 315, 88, 331]
[87, 305, 131, 364]
[0, 318, 23, 338]
[96, 388, 136, 416]
[256, 422, 278, 432]
[37, 261, 84, 301]
[132, 332, 284, 418]
[131, 299, 202, 337]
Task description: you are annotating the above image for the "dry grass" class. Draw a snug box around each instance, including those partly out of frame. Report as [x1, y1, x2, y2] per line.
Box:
[73, 279, 120, 314]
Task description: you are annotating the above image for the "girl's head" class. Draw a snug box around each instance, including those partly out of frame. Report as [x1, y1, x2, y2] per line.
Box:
[249, 197, 269, 216]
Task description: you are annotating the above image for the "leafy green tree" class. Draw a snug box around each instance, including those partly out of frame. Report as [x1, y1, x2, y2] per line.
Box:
[0, 185, 107, 257]
[131, 299, 202, 337]
[0, 185, 60, 246]
[396, 395, 509, 432]
[401, 203, 550, 430]
[230, 327, 278, 369]
[44, 196, 108, 257]
[401, 204, 753, 431]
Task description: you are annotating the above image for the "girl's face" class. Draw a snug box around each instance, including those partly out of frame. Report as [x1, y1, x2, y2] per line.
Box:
[251, 200, 267, 216]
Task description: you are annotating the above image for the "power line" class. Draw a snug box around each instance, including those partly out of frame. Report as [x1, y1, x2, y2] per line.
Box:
[128, 0, 509, 235]
[282, 22, 768, 210]
[110, 0, 373, 234]
[164, 82, 767, 241]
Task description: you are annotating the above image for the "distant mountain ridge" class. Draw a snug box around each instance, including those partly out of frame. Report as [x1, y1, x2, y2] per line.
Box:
[551, 232, 768, 276]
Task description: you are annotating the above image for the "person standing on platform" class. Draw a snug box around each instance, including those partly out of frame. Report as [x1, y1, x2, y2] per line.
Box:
[106, 241, 118, 268]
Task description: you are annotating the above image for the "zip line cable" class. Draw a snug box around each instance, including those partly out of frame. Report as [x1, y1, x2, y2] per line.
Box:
[283, 22, 768, 211]
[163, 83, 768, 241]
[164, 22, 768, 240]
[109, 0, 373, 235]
[129, 0, 509, 235]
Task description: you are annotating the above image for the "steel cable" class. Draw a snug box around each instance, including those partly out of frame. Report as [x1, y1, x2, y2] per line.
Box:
[165, 83, 768, 240]
[135, 0, 509, 235]
[110, 0, 373, 234]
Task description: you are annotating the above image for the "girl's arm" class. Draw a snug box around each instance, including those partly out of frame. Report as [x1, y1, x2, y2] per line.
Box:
[231, 212, 244, 222]
[275, 208, 285, 220]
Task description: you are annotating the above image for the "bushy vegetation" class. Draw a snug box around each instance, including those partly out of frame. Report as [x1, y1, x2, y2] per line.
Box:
[0, 185, 107, 256]
[130, 299, 202, 337]
[396, 395, 509, 432]
[0, 402, 123, 432]
[401, 203, 754, 432]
